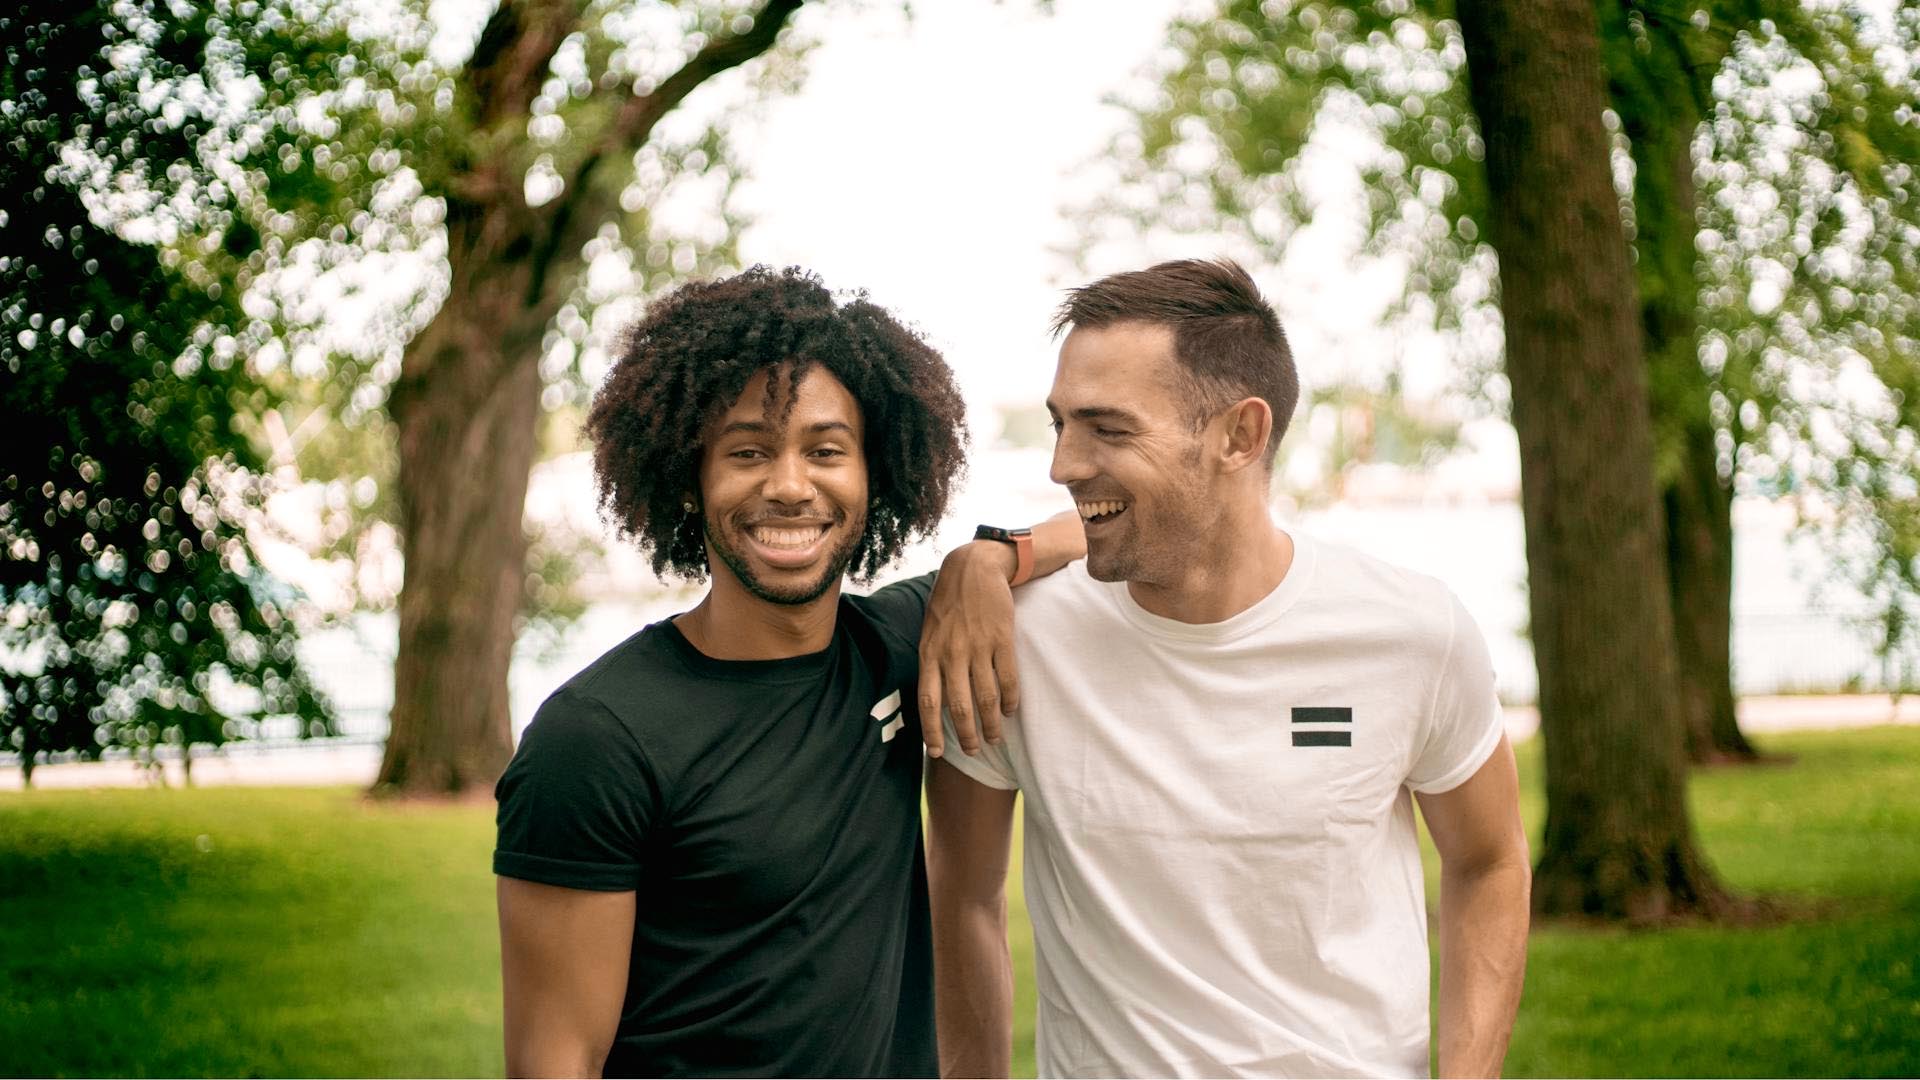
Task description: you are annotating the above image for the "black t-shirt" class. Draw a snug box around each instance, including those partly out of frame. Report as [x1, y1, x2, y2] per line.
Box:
[493, 576, 937, 1079]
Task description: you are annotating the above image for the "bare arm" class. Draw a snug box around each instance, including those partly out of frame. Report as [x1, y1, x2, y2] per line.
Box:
[920, 509, 1085, 757]
[1415, 733, 1531, 1079]
[498, 877, 636, 1078]
[925, 757, 1018, 1079]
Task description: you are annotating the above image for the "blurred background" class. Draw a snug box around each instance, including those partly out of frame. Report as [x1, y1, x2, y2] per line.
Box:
[3, 0, 1917, 1076]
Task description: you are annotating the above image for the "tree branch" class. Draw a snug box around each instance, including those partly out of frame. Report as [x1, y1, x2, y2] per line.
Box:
[466, 0, 583, 129]
[604, 0, 806, 162]
[527, 0, 806, 302]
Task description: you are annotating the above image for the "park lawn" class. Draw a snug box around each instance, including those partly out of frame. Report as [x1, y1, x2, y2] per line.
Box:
[1496, 725, 1920, 1078]
[0, 726, 1915, 1078]
[0, 787, 503, 1078]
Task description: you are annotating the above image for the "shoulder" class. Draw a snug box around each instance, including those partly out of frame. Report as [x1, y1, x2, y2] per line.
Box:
[843, 571, 937, 667]
[1297, 533, 1460, 654]
[1012, 560, 1110, 618]
[846, 570, 934, 628]
[509, 621, 692, 773]
[512, 683, 649, 777]
[552, 620, 692, 719]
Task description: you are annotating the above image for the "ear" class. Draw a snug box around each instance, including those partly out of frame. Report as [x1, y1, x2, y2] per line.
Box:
[1215, 396, 1274, 474]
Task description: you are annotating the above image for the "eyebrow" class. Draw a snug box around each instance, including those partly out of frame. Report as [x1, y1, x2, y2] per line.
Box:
[714, 419, 859, 439]
[1044, 402, 1146, 426]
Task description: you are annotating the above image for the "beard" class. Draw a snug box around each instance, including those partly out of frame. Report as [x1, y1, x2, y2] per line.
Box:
[706, 505, 868, 606]
[1082, 437, 1216, 587]
[1081, 483, 1214, 587]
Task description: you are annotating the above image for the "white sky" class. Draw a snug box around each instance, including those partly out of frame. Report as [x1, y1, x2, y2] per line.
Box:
[732, 0, 1189, 418]
[402, 0, 1499, 464]
[727, 0, 1429, 431]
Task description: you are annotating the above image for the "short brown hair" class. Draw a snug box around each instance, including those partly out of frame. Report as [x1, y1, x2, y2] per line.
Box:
[1053, 258, 1298, 457]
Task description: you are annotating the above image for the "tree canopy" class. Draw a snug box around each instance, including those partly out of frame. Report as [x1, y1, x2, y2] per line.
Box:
[1, 2, 332, 782]
[1089, 0, 1917, 567]
[1083, 0, 1920, 721]
[4, 0, 816, 793]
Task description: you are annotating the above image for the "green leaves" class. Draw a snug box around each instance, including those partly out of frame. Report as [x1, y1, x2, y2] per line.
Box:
[1089, 0, 1920, 656]
[1, 2, 333, 780]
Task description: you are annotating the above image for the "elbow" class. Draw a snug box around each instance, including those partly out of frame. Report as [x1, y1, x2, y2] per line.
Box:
[931, 883, 1009, 933]
[1442, 832, 1532, 901]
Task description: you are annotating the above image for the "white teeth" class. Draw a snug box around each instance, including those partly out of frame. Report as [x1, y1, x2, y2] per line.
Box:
[1076, 500, 1128, 521]
[751, 525, 826, 550]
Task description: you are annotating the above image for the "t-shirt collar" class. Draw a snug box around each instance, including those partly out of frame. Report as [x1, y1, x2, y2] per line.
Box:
[1100, 528, 1318, 644]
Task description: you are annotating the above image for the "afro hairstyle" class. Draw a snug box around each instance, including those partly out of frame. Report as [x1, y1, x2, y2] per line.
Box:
[585, 265, 970, 583]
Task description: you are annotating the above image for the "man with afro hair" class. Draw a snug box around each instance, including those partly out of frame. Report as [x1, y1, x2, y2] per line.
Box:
[493, 266, 1082, 1078]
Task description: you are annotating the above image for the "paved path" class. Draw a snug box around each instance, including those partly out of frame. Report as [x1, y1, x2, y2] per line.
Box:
[3, 695, 1916, 792]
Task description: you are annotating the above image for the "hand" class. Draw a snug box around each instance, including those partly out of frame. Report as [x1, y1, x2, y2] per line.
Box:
[919, 541, 1020, 758]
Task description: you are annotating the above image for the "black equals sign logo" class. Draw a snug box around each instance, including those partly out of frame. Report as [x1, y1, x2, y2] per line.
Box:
[1291, 707, 1352, 747]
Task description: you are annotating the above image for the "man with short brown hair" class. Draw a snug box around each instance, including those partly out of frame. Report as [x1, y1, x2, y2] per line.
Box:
[926, 258, 1530, 1079]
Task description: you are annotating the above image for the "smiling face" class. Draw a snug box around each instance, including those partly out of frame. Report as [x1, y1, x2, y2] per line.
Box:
[698, 364, 869, 607]
[1049, 322, 1218, 586]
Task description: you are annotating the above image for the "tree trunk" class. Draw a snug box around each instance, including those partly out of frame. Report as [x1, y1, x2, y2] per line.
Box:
[1455, 0, 1731, 920]
[1607, 13, 1760, 766]
[1664, 419, 1755, 762]
[377, 283, 543, 795]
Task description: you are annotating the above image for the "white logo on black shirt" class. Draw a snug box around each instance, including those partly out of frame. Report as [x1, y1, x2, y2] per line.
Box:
[871, 689, 904, 742]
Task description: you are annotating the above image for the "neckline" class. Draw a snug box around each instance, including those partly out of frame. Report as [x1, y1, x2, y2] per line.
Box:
[1100, 528, 1318, 644]
[656, 613, 840, 683]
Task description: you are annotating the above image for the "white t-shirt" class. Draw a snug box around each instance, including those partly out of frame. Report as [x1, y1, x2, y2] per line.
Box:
[940, 530, 1504, 1078]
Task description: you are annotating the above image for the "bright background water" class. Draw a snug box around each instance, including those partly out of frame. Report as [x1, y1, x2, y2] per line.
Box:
[290, 447, 1916, 745]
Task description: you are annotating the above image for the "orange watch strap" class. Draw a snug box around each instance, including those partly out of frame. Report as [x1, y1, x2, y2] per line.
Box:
[1009, 530, 1035, 587]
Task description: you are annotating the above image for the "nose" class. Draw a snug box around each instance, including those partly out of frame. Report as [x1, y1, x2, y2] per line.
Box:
[1049, 428, 1093, 487]
[764, 449, 817, 505]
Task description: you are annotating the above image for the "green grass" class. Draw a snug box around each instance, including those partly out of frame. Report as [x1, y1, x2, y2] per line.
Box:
[2, 727, 1917, 1078]
[0, 788, 502, 1077]
[1500, 727, 1920, 1078]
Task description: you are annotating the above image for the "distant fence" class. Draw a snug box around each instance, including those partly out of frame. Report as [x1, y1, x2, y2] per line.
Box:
[1482, 605, 1920, 705]
[1733, 607, 1920, 696]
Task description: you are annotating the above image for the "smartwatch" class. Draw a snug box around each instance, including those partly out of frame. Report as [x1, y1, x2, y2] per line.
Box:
[973, 524, 1035, 587]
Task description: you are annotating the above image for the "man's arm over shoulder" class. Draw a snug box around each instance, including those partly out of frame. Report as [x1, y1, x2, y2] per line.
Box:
[920, 509, 1085, 756]
[495, 688, 659, 1076]
[926, 757, 1019, 1079]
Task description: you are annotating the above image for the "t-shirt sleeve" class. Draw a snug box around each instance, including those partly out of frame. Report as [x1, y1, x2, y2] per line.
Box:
[494, 687, 659, 891]
[1407, 591, 1506, 794]
[936, 706, 1021, 790]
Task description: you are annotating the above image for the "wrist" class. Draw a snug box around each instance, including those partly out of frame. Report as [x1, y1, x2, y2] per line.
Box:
[957, 539, 1019, 584]
[971, 524, 1034, 586]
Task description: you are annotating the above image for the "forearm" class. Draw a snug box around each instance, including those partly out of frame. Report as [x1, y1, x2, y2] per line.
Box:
[952, 510, 1084, 587]
[1435, 856, 1531, 1078]
[1027, 508, 1085, 580]
[932, 900, 1013, 1079]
